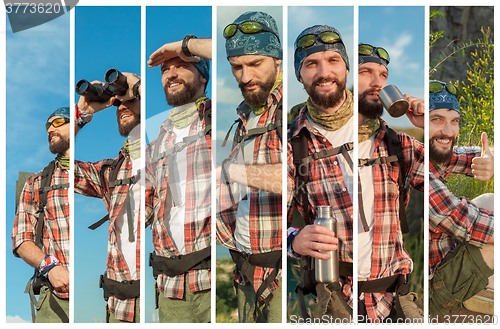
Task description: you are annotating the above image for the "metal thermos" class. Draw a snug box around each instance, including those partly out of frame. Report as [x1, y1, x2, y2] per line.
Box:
[314, 206, 339, 283]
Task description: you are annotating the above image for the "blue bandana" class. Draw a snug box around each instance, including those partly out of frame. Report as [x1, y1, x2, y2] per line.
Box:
[429, 80, 460, 113]
[192, 57, 210, 83]
[47, 106, 70, 121]
[225, 11, 282, 60]
[294, 25, 349, 81]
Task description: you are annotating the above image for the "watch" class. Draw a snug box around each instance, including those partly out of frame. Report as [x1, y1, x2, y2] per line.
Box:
[182, 35, 197, 58]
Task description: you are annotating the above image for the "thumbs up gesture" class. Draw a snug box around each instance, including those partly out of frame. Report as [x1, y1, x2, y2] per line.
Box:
[472, 132, 494, 181]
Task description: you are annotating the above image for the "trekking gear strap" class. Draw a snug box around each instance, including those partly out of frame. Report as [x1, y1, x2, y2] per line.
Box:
[149, 246, 211, 278]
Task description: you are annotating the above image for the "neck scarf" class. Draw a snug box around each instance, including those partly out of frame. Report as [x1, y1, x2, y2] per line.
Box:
[251, 68, 283, 116]
[168, 94, 208, 129]
[124, 138, 141, 160]
[56, 154, 70, 170]
[306, 89, 353, 131]
[358, 118, 380, 143]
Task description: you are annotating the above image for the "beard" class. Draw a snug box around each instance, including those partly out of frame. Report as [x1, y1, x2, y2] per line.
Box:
[48, 132, 69, 155]
[359, 88, 384, 119]
[239, 66, 277, 107]
[303, 76, 347, 110]
[429, 134, 456, 164]
[164, 78, 201, 107]
[117, 111, 141, 137]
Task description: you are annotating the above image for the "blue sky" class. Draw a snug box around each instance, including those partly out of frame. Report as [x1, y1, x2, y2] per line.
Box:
[73, 6, 141, 323]
[144, 6, 211, 323]
[5, 13, 70, 323]
[359, 6, 425, 129]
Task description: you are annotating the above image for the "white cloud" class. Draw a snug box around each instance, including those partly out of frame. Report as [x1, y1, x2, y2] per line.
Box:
[216, 76, 242, 105]
[6, 315, 29, 323]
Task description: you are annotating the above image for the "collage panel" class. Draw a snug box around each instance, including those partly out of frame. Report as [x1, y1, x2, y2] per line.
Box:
[358, 6, 425, 323]
[286, 6, 354, 323]
[6, 13, 71, 324]
[428, 6, 494, 323]
[74, 6, 141, 323]
[215, 6, 284, 323]
[144, 6, 212, 324]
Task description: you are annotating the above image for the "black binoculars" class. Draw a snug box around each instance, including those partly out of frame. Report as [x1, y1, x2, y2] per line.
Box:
[75, 68, 128, 106]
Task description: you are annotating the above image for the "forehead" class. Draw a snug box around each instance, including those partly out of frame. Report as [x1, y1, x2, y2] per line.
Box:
[228, 54, 271, 66]
[430, 108, 461, 120]
[358, 62, 388, 75]
[304, 50, 343, 62]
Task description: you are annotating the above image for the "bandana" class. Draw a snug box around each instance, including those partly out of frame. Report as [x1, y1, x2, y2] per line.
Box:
[56, 154, 70, 170]
[429, 80, 460, 113]
[306, 89, 353, 131]
[168, 94, 208, 129]
[225, 11, 282, 60]
[123, 138, 141, 160]
[358, 118, 380, 143]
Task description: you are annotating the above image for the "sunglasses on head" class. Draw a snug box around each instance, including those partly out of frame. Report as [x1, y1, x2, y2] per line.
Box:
[358, 44, 390, 63]
[296, 31, 342, 49]
[223, 21, 280, 43]
[429, 81, 458, 97]
[45, 117, 69, 131]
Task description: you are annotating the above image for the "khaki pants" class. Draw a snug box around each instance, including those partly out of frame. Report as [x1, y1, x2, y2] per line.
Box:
[35, 286, 69, 323]
[155, 278, 211, 323]
[236, 278, 282, 323]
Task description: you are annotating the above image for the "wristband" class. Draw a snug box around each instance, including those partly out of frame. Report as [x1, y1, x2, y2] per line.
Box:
[287, 227, 302, 258]
[132, 79, 141, 100]
[182, 35, 197, 58]
[75, 104, 93, 128]
[39, 255, 61, 277]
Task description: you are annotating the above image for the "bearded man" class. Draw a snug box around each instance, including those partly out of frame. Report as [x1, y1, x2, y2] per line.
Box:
[145, 36, 212, 323]
[427, 80, 494, 321]
[74, 73, 142, 323]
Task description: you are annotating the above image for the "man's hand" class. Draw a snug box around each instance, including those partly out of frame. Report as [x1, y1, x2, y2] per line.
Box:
[292, 224, 338, 259]
[113, 72, 141, 103]
[472, 132, 494, 181]
[47, 265, 70, 293]
[148, 40, 200, 68]
[404, 94, 424, 129]
[77, 80, 114, 114]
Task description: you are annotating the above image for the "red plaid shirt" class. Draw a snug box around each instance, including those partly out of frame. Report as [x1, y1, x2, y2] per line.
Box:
[145, 99, 211, 299]
[75, 148, 141, 322]
[216, 83, 283, 301]
[12, 159, 70, 300]
[429, 146, 494, 278]
[287, 108, 424, 320]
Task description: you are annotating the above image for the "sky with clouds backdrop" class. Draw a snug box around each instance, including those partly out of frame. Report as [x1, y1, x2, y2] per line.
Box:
[359, 6, 425, 129]
[5, 13, 70, 324]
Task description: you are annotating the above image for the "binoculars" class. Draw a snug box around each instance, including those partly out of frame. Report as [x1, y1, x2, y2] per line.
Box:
[75, 68, 128, 106]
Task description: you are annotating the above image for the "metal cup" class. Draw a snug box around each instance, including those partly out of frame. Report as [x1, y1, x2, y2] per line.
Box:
[379, 85, 409, 118]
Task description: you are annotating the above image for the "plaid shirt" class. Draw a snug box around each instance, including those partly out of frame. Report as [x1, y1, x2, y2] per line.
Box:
[145, 99, 211, 299]
[12, 158, 70, 300]
[287, 107, 424, 320]
[75, 148, 141, 322]
[216, 82, 283, 301]
[429, 146, 494, 278]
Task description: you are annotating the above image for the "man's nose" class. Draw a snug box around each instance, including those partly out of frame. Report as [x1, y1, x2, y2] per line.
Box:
[240, 66, 253, 84]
